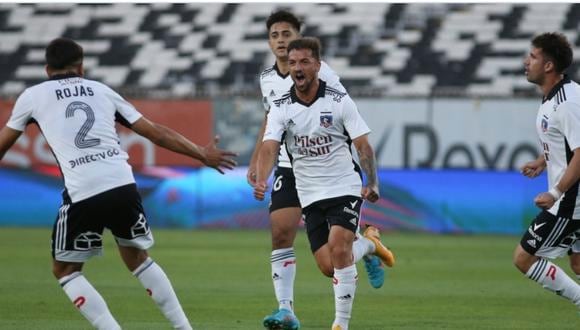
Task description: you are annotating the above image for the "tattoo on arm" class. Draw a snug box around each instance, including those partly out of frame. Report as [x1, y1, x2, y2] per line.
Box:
[358, 144, 378, 187]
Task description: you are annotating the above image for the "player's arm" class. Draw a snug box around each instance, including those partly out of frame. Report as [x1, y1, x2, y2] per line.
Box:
[353, 134, 379, 203]
[254, 106, 284, 201]
[254, 139, 280, 201]
[535, 148, 580, 208]
[0, 126, 22, 161]
[535, 103, 580, 208]
[130, 116, 237, 174]
[247, 112, 268, 186]
[0, 90, 32, 161]
[342, 95, 379, 202]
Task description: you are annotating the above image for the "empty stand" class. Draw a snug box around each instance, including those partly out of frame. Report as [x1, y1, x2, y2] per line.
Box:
[0, 3, 579, 97]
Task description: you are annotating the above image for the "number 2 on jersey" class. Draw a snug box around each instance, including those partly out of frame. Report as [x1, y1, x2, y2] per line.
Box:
[66, 101, 101, 149]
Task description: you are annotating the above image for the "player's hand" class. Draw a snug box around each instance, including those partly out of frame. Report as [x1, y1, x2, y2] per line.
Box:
[203, 135, 238, 174]
[534, 192, 556, 209]
[254, 181, 268, 201]
[246, 163, 257, 187]
[521, 159, 545, 178]
[362, 184, 380, 203]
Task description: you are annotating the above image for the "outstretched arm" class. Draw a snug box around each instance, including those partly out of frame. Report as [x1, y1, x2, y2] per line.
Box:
[130, 116, 237, 174]
[0, 126, 22, 161]
[353, 133, 379, 203]
[253, 139, 280, 201]
[247, 112, 268, 186]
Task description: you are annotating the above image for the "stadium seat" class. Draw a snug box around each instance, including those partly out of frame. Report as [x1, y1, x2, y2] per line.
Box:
[0, 3, 579, 97]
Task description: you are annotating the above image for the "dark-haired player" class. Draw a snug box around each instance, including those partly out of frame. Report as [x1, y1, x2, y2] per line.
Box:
[515, 32, 580, 311]
[247, 10, 387, 330]
[255, 37, 395, 330]
[0, 37, 237, 329]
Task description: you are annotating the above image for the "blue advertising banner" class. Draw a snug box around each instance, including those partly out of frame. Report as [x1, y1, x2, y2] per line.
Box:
[0, 167, 545, 235]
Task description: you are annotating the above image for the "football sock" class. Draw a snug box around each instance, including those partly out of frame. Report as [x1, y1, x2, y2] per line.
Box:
[352, 233, 374, 263]
[271, 247, 296, 312]
[59, 272, 121, 330]
[332, 265, 357, 330]
[526, 258, 580, 307]
[133, 258, 192, 330]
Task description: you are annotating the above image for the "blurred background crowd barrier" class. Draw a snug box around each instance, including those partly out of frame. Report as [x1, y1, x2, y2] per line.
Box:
[1, 2, 577, 233]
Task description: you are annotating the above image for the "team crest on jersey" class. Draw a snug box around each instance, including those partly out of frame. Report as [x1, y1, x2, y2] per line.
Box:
[541, 118, 548, 132]
[320, 114, 333, 128]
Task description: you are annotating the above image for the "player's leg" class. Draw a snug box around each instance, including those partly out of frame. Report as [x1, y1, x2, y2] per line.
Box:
[108, 184, 192, 330]
[352, 232, 374, 263]
[269, 206, 301, 310]
[263, 168, 301, 330]
[119, 246, 192, 330]
[326, 196, 361, 330]
[352, 200, 388, 289]
[336, 198, 390, 289]
[51, 199, 120, 330]
[304, 202, 334, 277]
[513, 211, 580, 308]
[303, 201, 354, 329]
[309, 207, 387, 289]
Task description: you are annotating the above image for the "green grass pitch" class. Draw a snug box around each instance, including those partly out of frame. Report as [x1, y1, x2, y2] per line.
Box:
[0, 228, 578, 329]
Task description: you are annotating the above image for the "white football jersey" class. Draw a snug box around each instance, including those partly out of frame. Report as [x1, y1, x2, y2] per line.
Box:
[536, 76, 580, 219]
[259, 61, 344, 168]
[264, 80, 370, 208]
[7, 74, 141, 203]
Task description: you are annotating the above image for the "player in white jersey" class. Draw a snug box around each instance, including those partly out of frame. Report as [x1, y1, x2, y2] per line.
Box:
[514, 32, 580, 312]
[0, 38, 237, 330]
[254, 37, 395, 330]
[247, 10, 385, 330]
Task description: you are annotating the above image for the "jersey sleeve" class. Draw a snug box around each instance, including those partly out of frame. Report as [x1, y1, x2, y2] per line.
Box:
[263, 105, 285, 142]
[319, 61, 346, 92]
[259, 74, 271, 112]
[6, 89, 34, 131]
[560, 101, 580, 150]
[103, 84, 142, 124]
[261, 96, 270, 112]
[342, 95, 370, 140]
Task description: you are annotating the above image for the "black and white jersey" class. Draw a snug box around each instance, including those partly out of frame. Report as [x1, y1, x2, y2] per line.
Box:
[264, 80, 370, 208]
[536, 76, 580, 219]
[259, 61, 344, 168]
[6, 74, 141, 203]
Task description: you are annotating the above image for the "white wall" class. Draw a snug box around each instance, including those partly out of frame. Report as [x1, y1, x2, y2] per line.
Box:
[357, 98, 539, 170]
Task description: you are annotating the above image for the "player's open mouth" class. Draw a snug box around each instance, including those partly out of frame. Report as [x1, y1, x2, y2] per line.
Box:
[295, 73, 305, 83]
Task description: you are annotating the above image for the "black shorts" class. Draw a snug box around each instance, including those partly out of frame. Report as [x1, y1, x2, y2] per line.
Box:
[302, 195, 362, 253]
[269, 167, 301, 213]
[52, 183, 154, 262]
[520, 210, 580, 258]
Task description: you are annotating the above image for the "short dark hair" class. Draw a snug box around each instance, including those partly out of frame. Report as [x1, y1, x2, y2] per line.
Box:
[532, 32, 573, 73]
[287, 37, 321, 61]
[266, 10, 301, 33]
[45, 37, 83, 70]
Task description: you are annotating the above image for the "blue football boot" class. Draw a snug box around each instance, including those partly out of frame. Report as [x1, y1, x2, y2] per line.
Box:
[263, 308, 300, 330]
